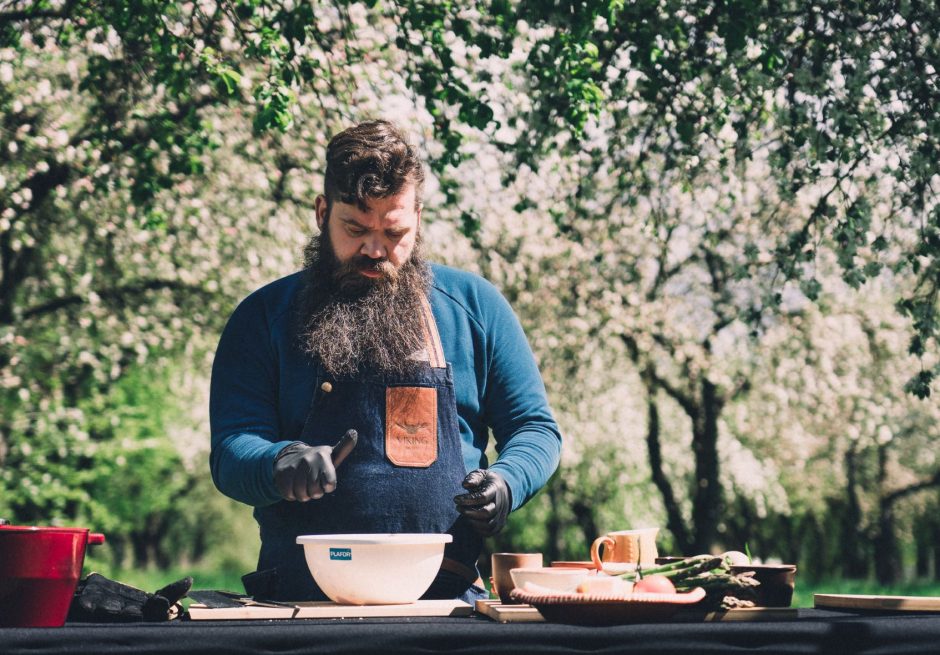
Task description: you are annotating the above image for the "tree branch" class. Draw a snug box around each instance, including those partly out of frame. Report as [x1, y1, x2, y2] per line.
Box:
[883, 472, 940, 507]
[621, 332, 698, 419]
[17, 279, 203, 323]
[644, 381, 693, 552]
[0, 0, 76, 24]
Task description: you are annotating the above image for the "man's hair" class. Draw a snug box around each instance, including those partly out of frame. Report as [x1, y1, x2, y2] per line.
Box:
[324, 120, 425, 212]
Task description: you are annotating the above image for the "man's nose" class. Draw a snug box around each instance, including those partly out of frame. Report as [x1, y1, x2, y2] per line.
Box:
[360, 236, 387, 259]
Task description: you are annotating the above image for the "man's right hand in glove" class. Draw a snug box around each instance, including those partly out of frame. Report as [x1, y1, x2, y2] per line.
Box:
[273, 430, 357, 502]
[273, 442, 335, 501]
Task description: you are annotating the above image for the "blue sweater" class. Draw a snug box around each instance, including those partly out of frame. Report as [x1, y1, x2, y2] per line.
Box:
[209, 263, 561, 512]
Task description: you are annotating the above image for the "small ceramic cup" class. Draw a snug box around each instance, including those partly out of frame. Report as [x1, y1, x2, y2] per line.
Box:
[491, 552, 543, 604]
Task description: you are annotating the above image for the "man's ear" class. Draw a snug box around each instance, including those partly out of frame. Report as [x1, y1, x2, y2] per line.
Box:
[315, 195, 328, 230]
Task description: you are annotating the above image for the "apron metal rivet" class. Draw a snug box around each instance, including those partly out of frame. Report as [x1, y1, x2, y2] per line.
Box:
[320, 381, 333, 393]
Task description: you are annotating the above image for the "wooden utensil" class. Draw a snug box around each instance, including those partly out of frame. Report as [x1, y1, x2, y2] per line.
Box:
[815, 594, 940, 612]
[188, 599, 471, 620]
[331, 429, 358, 467]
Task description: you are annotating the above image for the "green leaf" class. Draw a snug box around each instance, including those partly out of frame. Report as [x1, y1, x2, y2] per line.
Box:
[235, 2, 255, 20]
[800, 278, 822, 301]
[677, 118, 695, 144]
[903, 370, 934, 399]
[843, 268, 866, 289]
[460, 210, 481, 238]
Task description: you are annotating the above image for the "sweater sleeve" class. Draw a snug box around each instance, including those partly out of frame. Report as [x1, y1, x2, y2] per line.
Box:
[477, 282, 562, 511]
[209, 292, 291, 507]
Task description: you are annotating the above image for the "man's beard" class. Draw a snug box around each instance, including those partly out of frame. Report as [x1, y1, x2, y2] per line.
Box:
[295, 228, 432, 378]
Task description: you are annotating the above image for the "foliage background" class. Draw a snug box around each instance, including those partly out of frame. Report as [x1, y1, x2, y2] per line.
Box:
[2, 1, 939, 590]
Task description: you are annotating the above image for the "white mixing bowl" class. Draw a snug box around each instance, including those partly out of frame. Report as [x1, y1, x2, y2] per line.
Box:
[296, 533, 453, 605]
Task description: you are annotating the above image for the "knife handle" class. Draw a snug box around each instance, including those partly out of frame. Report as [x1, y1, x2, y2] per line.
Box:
[331, 429, 358, 468]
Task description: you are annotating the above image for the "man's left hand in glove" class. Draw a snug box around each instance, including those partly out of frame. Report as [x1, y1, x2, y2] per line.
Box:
[454, 469, 512, 536]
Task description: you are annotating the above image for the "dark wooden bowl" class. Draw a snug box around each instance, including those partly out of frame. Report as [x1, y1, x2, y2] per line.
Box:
[730, 564, 797, 607]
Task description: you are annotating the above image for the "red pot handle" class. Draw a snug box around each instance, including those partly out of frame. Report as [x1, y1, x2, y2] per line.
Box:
[88, 533, 106, 545]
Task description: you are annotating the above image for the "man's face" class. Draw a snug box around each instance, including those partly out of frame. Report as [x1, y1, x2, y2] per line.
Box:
[315, 183, 421, 284]
[299, 181, 429, 378]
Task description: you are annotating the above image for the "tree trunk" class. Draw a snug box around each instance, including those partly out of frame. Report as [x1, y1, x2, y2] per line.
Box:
[622, 334, 726, 556]
[569, 489, 600, 561]
[914, 513, 929, 578]
[544, 482, 562, 563]
[644, 386, 692, 553]
[690, 378, 721, 554]
[874, 499, 902, 584]
[873, 475, 940, 584]
[0, 163, 71, 325]
[154, 514, 174, 570]
[130, 532, 149, 568]
[934, 513, 940, 582]
[841, 448, 869, 578]
[798, 512, 827, 581]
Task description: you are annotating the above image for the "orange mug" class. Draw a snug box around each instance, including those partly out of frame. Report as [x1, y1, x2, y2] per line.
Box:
[590, 528, 659, 571]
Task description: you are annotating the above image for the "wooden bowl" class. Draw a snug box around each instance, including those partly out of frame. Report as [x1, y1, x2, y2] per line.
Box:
[730, 564, 797, 607]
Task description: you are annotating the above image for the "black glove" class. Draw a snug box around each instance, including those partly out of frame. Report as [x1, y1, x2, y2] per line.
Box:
[273, 441, 337, 501]
[68, 572, 192, 622]
[454, 469, 512, 536]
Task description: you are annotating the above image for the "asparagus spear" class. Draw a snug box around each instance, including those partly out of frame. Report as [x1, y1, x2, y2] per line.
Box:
[678, 572, 760, 592]
[619, 554, 724, 582]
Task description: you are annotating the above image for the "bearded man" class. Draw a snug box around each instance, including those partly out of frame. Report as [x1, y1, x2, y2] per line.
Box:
[209, 120, 562, 603]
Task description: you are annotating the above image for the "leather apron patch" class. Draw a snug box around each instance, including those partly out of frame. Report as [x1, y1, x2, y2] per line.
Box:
[386, 386, 438, 467]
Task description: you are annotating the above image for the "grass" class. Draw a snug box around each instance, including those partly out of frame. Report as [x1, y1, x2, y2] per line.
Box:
[112, 568, 248, 594]
[93, 565, 940, 609]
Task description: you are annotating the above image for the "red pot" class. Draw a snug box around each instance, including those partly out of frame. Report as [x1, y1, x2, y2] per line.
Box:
[0, 524, 105, 627]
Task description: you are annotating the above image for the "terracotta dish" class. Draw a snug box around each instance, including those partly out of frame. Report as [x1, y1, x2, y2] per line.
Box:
[550, 560, 597, 570]
[510, 587, 706, 625]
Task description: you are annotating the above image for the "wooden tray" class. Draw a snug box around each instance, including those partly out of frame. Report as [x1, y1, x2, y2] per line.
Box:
[815, 594, 940, 613]
[475, 599, 797, 623]
[475, 599, 545, 623]
[188, 599, 472, 621]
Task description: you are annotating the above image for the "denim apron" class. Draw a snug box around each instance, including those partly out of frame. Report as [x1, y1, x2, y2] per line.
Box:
[250, 298, 483, 601]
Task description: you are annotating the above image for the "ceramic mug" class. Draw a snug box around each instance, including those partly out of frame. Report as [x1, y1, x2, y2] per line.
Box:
[590, 527, 659, 571]
[491, 552, 542, 604]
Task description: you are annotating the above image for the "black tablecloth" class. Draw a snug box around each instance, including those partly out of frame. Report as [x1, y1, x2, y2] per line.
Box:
[2, 609, 939, 654]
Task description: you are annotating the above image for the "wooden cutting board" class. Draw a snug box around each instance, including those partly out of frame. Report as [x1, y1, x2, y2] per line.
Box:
[814, 594, 940, 612]
[474, 599, 797, 623]
[188, 599, 472, 621]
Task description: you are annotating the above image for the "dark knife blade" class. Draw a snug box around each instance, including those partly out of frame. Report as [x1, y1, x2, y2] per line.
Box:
[188, 590, 246, 609]
[188, 590, 296, 609]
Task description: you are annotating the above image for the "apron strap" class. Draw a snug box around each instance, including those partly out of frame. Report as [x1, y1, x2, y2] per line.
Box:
[419, 296, 446, 369]
[439, 557, 483, 587]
